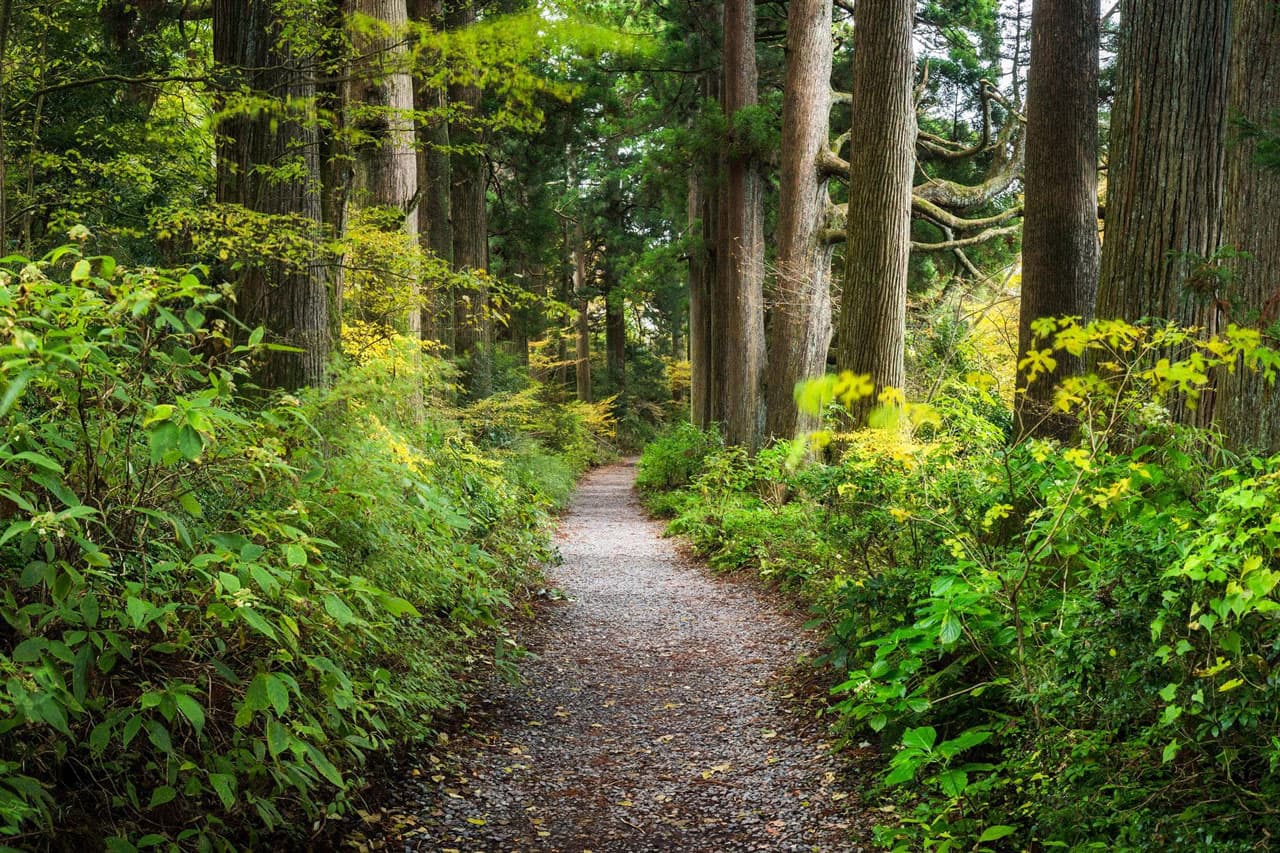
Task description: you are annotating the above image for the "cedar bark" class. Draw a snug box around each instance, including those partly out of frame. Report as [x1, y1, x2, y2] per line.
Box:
[765, 0, 834, 440]
[603, 154, 626, 392]
[716, 0, 767, 450]
[835, 0, 916, 422]
[1217, 0, 1280, 452]
[214, 0, 330, 390]
[605, 287, 626, 392]
[1016, 0, 1100, 437]
[348, 0, 421, 337]
[574, 219, 592, 403]
[688, 63, 718, 428]
[411, 0, 454, 349]
[447, 0, 491, 398]
[1096, 0, 1231, 426]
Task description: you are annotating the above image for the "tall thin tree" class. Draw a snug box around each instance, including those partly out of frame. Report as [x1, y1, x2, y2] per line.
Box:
[1217, 0, 1280, 452]
[765, 0, 834, 440]
[1016, 0, 1100, 438]
[835, 0, 916, 423]
[214, 0, 330, 390]
[447, 0, 493, 398]
[715, 0, 767, 449]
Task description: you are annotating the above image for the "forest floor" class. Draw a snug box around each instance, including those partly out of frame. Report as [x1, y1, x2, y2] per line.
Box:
[343, 461, 875, 852]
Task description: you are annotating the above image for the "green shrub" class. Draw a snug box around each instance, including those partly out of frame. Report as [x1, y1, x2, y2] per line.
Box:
[0, 247, 597, 848]
[635, 422, 722, 498]
[638, 319, 1280, 851]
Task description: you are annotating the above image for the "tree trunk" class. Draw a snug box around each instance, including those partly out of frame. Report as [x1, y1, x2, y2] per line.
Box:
[348, 0, 420, 343]
[412, 0, 454, 350]
[605, 285, 626, 393]
[214, 0, 330, 390]
[447, 2, 491, 398]
[765, 0, 834, 440]
[716, 0, 767, 450]
[0, 0, 12, 254]
[1016, 0, 1100, 438]
[555, 219, 572, 391]
[574, 219, 592, 403]
[688, 119, 716, 429]
[1096, 0, 1231, 425]
[835, 0, 916, 423]
[1217, 0, 1280, 452]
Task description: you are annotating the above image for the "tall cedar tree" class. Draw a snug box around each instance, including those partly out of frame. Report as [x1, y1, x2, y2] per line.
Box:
[448, 0, 493, 398]
[836, 0, 916, 422]
[765, 0, 834, 440]
[1016, 0, 1100, 438]
[348, 0, 421, 341]
[1097, 0, 1231, 426]
[689, 65, 719, 429]
[214, 0, 330, 390]
[1218, 0, 1280, 451]
[716, 0, 767, 450]
[412, 0, 455, 349]
[573, 215, 592, 402]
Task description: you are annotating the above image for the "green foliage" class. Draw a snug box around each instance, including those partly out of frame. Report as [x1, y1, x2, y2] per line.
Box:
[0, 248, 595, 847]
[639, 319, 1280, 851]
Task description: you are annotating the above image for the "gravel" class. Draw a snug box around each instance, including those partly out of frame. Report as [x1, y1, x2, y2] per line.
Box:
[347, 460, 876, 852]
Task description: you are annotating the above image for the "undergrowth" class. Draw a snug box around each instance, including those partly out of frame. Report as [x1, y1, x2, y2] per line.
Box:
[0, 248, 612, 849]
[638, 319, 1280, 851]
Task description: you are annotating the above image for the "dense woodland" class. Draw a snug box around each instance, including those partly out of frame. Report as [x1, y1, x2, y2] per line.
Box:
[2, 0, 1280, 849]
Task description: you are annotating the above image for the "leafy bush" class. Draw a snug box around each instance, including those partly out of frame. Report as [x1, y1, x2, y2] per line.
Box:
[639, 319, 1280, 850]
[0, 247, 596, 848]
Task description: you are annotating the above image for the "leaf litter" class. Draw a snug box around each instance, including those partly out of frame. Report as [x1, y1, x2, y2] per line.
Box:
[343, 461, 876, 852]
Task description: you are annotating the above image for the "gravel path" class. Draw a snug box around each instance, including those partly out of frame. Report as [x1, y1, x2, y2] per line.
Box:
[355, 461, 872, 852]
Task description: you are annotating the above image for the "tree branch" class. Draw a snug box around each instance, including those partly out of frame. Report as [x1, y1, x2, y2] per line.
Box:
[913, 196, 1023, 231]
[32, 73, 212, 98]
[818, 149, 849, 180]
[911, 223, 1021, 252]
[914, 118, 1025, 210]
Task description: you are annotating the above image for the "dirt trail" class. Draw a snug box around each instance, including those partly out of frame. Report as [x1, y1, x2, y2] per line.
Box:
[359, 461, 871, 852]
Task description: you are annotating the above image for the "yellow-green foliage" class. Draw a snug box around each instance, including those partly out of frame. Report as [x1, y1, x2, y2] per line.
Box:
[641, 319, 1280, 851]
[0, 247, 598, 848]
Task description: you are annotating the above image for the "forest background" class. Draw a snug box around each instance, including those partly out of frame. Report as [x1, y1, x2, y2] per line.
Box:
[2, 0, 1280, 850]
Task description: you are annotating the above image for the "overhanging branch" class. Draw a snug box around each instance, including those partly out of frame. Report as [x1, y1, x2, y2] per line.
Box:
[911, 223, 1021, 252]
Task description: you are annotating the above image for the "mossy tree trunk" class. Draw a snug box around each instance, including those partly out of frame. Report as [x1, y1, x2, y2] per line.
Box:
[214, 0, 330, 390]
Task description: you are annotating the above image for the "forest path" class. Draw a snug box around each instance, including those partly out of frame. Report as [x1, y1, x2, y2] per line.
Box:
[356, 460, 871, 852]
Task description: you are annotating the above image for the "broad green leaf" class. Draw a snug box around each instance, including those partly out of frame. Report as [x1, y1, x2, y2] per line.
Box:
[238, 607, 278, 641]
[266, 719, 290, 757]
[265, 675, 289, 716]
[148, 786, 177, 809]
[939, 611, 962, 645]
[901, 726, 937, 752]
[174, 694, 205, 735]
[208, 772, 237, 809]
[938, 768, 968, 798]
[977, 825, 1017, 843]
[178, 425, 203, 461]
[324, 594, 355, 626]
[284, 543, 307, 567]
